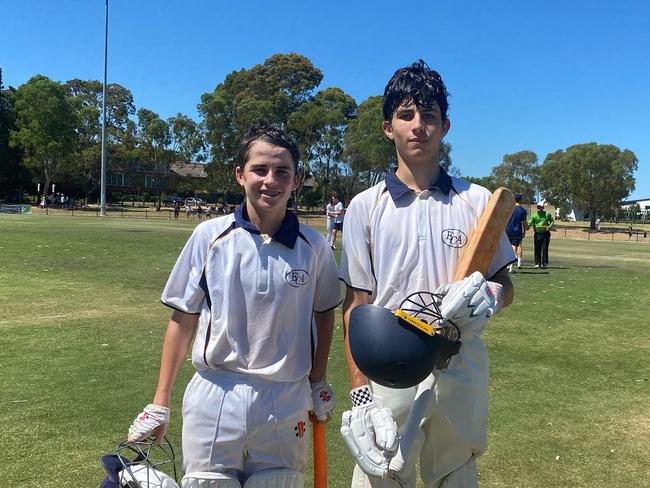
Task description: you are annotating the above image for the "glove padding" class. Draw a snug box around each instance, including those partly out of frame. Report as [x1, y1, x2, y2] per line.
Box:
[128, 404, 170, 442]
[436, 271, 504, 328]
[340, 385, 398, 478]
[310, 380, 336, 422]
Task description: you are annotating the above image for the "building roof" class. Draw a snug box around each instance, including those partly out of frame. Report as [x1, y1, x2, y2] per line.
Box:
[170, 161, 208, 178]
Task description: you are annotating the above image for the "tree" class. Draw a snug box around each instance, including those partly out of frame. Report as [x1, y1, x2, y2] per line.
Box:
[199, 53, 323, 192]
[490, 150, 539, 203]
[539, 143, 637, 227]
[464, 175, 498, 192]
[288, 86, 357, 203]
[65, 79, 136, 201]
[0, 69, 29, 195]
[438, 141, 456, 174]
[342, 96, 395, 202]
[10, 75, 77, 199]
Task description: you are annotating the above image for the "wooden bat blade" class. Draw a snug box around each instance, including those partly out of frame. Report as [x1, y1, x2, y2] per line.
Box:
[453, 187, 515, 281]
[311, 417, 327, 488]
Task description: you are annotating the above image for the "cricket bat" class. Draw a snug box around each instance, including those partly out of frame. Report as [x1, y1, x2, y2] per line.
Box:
[388, 187, 515, 474]
[311, 415, 327, 488]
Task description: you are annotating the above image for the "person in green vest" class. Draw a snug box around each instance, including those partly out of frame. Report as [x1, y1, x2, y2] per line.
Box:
[528, 202, 554, 269]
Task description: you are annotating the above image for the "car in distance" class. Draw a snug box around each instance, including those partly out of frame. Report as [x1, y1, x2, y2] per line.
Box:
[184, 197, 206, 206]
[163, 196, 184, 207]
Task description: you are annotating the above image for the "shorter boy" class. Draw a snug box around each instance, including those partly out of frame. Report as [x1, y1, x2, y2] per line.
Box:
[127, 124, 341, 488]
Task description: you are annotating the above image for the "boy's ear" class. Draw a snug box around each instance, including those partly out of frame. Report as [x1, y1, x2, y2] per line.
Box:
[235, 165, 244, 186]
[291, 172, 300, 192]
[442, 118, 451, 137]
[382, 120, 394, 140]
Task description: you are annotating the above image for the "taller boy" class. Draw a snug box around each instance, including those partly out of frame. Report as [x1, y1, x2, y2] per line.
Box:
[340, 61, 515, 487]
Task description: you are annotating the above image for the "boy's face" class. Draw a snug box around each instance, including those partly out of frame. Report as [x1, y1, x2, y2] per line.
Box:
[235, 140, 298, 215]
[382, 100, 450, 165]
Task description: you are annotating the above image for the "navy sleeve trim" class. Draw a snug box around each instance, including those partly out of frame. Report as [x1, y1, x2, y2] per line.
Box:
[160, 300, 201, 315]
[338, 277, 373, 295]
[486, 259, 517, 281]
[314, 297, 344, 314]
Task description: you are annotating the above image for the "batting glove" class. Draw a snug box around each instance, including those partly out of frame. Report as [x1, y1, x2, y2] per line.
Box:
[436, 271, 504, 328]
[310, 380, 336, 422]
[128, 404, 170, 442]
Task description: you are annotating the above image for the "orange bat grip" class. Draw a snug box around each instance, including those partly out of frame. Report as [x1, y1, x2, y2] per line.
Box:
[311, 417, 327, 488]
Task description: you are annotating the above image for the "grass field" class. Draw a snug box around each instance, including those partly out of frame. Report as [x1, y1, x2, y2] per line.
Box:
[1, 213, 648, 487]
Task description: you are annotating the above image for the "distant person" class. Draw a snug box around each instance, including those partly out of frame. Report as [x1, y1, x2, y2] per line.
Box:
[196, 204, 204, 220]
[174, 202, 180, 220]
[627, 223, 633, 240]
[185, 203, 192, 219]
[332, 199, 345, 250]
[505, 193, 528, 272]
[528, 202, 554, 269]
[125, 123, 340, 487]
[326, 195, 344, 250]
[595, 217, 601, 231]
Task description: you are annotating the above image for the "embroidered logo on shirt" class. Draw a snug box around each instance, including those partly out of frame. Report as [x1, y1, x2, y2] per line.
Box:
[319, 389, 331, 402]
[441, 229, 468, 248]
[295, 420, 306, 438]
[285, 269, 310, 288]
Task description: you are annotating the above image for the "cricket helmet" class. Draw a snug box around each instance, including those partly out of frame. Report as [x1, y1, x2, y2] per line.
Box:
[99, 437, 179, 488]
[349, 292, 462, 389]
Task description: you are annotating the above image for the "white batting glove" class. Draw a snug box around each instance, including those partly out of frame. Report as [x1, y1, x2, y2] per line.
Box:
[128, 404, 170, 442]
[310, 380, 336, 422]
[436, 271, 504, 328]
[340, 385, 398, 478]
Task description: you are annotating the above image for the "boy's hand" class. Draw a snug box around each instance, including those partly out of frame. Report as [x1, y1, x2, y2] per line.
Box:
[340, 385, 398, 478]
[310, 380, 336, 422]
[127, 404, 170, 442]
[436, 271, 503, 328]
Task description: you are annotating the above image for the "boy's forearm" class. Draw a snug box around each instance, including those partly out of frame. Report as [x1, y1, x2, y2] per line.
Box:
[153, 310, 198, 406]
[310, 309, 335, 382]
[490, 268, 514, 308]
[342, 287, 370, 388]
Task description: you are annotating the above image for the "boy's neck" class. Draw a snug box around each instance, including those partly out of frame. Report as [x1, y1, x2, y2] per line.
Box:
[245, 202, 285, 236]
[395, 158, 441, 192]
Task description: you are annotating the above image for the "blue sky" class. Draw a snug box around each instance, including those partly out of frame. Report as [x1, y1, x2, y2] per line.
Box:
[2, 0, 649, 199]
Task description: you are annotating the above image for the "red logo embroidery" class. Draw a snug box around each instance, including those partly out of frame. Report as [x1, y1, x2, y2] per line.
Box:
[319, 390, 331, 402]
[294, 420, 306, 438]
[139, 413, 150, 421]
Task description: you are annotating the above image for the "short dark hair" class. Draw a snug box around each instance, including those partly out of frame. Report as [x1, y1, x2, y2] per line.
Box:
[238, 123, 300, 171]
[382, 60, 449, 122]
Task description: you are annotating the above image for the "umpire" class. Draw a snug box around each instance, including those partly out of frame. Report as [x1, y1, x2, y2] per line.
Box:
[528, 202, 554, 269]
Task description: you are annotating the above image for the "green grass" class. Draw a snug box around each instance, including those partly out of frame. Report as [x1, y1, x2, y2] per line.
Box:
[0, 214, 648, 487]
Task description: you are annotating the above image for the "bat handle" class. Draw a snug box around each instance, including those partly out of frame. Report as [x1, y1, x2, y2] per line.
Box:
[311, 415, 327, 488]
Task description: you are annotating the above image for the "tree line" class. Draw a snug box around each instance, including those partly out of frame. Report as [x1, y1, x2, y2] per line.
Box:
[0, 54, 639, 222]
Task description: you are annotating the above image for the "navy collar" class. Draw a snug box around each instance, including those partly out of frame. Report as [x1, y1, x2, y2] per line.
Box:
[385, 167, 452, 201]
[234, 203, 299, 249]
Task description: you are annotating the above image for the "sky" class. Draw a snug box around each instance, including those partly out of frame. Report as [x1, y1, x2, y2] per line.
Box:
[2, 0, 649, 200]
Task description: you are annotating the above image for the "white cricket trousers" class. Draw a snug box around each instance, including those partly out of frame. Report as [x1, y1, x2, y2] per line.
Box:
[182, 369, 312, 480]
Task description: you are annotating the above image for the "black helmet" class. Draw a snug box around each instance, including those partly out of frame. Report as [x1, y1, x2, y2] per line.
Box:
[349, 292, 461, 389]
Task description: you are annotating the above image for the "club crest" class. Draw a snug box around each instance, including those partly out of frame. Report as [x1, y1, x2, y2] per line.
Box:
[285, 269, 310, 288]
[441, 229, 468, 248]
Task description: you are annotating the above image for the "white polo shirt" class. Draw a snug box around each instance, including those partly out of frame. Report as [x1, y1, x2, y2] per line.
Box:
[340, 169, 516, 459]
[162, 204, 342, 383]
[340, 169, 514, 313]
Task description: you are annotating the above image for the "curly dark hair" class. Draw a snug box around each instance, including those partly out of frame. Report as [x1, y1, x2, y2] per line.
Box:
[382, 60, 449, 122]
[238, 123, 300, 171]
